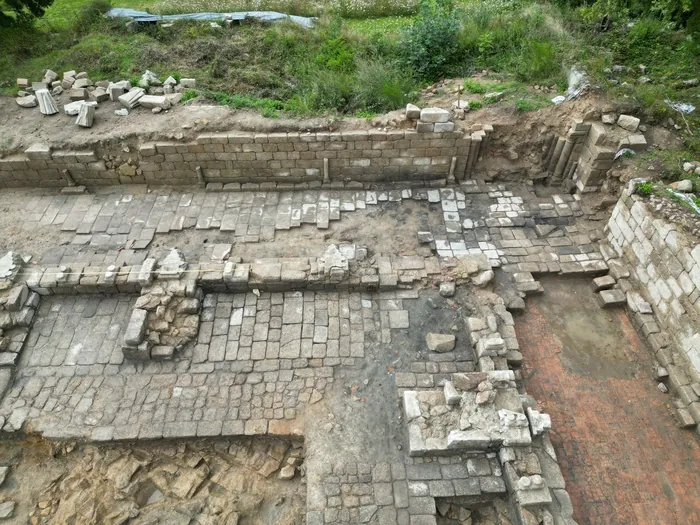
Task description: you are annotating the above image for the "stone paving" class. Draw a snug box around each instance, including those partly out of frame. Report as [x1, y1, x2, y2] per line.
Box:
[1, 178, 695, 525]
[0, 289, 409, 441]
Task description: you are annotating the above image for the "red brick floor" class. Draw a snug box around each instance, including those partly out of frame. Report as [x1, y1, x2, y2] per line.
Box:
[515, 279, 700, 525]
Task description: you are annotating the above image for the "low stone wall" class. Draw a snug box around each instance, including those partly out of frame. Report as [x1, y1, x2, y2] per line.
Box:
[606, 192, 700, 421]
[0, 126, 498, 188]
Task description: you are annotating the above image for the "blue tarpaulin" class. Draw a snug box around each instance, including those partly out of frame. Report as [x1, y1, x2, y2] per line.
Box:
[106, 8, 315, 28]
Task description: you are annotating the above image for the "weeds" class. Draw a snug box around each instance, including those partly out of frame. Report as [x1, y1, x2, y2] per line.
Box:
[636, 181, 654, 196]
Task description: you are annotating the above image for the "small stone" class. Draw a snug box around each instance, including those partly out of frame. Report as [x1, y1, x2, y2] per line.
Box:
[115, 108, 129, 116]
[669, 179, 692, 192]
[426, 333, 456, 352]
[417, 231, 434, 243]
[0, 466, 8, 487]
[484, 91, 504, 102]
[439, 282, 455, 297]
[0, 501, 14, 519]
[279, 465, 296, 480]
[472, 269, 494, 287]
[658, 383, 669, 393]
[602, 113, 616, 124]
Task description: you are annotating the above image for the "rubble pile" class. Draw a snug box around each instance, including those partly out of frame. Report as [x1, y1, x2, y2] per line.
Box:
[123, 249, 202, 361]
[14, 69, 193, 128]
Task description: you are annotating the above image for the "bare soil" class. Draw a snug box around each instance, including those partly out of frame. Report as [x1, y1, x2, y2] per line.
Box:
[0, 436, 305, 525]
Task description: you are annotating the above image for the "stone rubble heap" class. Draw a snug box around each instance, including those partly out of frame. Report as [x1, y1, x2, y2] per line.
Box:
[15, 69, 193, 127]
[399, 284, 578, 525]
[0, 253, 40, 371]
[123, 249, 202, 361]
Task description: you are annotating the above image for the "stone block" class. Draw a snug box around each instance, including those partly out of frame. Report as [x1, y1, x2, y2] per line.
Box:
[25, 143, 51, 161]
[597, 289, 626, 308]
[419, 107, 450, 123]
[124, 308, 148, 346]
[617, 114, 640, 132]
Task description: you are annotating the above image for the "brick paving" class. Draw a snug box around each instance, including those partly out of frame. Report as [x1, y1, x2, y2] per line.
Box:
[516, 283, 700, 525]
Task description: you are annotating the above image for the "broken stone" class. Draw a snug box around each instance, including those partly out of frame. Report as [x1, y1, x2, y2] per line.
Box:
[0, 466, 8, 487]
[439, 281, 455, 297]
[472, 269, 494, 287]
[158, 249, 187, 279]
[64, 100, 96, 116]
[114, 108, 129, 116]
[417, 231, 433, 243]
[444, 381, 460, 405]
[617, 114, 640, 132]
[426, 333, 456, 352]
[597, 289, 625, 308]
[658, 383, 669, 393]
[0, 501, 14, 519]
[16, 95, 37, 108]
[405, 103, 421, 120]
[76, 103, 96, 128]
[119, 88, 145, 109]
[73, 78, 92, 89]
[5, 284, 28, 311]
[91, 87, 109, 102]
[279, 465, 295, 480]
[526, 407, 552, 435]
[139, 95, 172, 110]
[35, 89, 59, 115]
[484, 91, 504, 102]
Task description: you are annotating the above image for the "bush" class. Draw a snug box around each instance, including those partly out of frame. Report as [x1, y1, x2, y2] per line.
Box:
[468, 100, 483, 110]
[399, 0, 461, 81]
[0, 0, 55, 26]
[353, 58, 417, 111]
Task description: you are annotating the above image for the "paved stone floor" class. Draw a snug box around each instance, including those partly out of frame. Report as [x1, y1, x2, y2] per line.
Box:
[516, 277, 700, 525]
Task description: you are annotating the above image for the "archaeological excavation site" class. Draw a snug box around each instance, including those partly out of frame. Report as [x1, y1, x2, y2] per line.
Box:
[1, 59, 700, 525]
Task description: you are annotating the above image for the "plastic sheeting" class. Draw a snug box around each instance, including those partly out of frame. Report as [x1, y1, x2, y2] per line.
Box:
[106, 8, 315, 28]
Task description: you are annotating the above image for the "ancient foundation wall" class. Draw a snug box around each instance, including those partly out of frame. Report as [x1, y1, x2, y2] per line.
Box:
[606, 191, 700, 385]
[0, 127, 499, 188]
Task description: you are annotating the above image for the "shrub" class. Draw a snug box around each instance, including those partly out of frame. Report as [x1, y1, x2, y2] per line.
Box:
[0, 0, 55, 26]
[468, 100, 483, 110]
[353, 58, 417, 111]
[399, 0, 461, 81]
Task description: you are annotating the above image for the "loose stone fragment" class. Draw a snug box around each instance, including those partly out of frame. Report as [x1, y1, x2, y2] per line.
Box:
[439, 282, 455, 297]
[617, 114, 640, 132]
[35, 89, 59, 115]
[16, 96, 37, 108]
[119, 87, 145, 109]
[76, 103, 96, 128]
[405, 103, 421, 120]
[426, 333, 456, 352]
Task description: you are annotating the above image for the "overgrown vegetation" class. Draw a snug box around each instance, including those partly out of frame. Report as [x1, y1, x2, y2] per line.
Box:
[0, 0, 698, 132]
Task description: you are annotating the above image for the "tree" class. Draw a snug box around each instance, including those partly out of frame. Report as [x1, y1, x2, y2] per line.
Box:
[0, 0, 54, 25]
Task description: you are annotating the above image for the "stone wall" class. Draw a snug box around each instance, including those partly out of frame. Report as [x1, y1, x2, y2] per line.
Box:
[0, 126, 498, 188]
[606, 191, 700, 379]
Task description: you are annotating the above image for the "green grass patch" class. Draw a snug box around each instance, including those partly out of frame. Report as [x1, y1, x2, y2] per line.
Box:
[468, 100, 483, 110]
